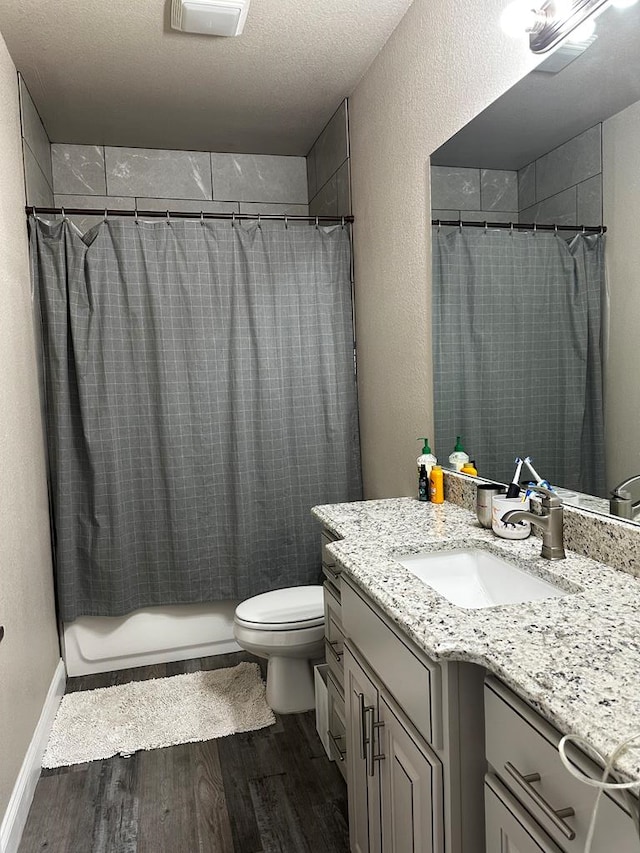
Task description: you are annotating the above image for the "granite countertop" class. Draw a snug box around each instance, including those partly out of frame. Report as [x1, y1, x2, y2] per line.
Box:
[312, 497, 640, 781]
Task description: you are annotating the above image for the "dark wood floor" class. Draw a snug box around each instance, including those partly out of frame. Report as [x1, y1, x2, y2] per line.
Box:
[19, 652, 349, 853]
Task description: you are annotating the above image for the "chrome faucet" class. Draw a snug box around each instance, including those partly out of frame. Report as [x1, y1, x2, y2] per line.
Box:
[501, 484, 566, 560]
[610, 474, 640, 520]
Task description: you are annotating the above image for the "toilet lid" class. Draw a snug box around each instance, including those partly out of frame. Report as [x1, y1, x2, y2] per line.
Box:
[235, 585, 324, 630]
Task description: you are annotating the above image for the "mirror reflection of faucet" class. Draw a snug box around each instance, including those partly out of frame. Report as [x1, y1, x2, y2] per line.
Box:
[610, 474, 640, 520]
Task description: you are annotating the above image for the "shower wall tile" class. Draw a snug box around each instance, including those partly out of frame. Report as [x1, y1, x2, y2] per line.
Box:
[313, 101, 349, 193]
[307, 146, 318, 201]
[431, 209, 459, 221]
[52, 144, 106, 195]
[239, 202, 308, 215]
[335, 160, 351, 218]
[54, 194, 134, 211]
[19, 77, 53, 190]
[520, 185, 577, 226]
[210, 153, 307, 204]
[577, 174, 602, 227]
[481, 169, 518, 211]
[24, 144, 54, 207]
[136, 197, 239, 214]
[463, 210, 520, 223]
[535, 124, 601, 202]
[430, 167, 481, 211]
[309, 174, 338, 217]
[105, 147, 212, 199]
[518, 163, 536, 211]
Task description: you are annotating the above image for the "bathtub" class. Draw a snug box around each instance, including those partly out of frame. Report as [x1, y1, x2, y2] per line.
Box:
[62, 601, 241, 676]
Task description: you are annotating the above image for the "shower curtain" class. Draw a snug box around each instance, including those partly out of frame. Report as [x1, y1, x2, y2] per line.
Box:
[31, 217, 361, 621]
[432, 228, 605, 496]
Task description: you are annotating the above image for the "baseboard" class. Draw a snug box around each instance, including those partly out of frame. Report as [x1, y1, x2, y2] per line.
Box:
[0, 659, 66, 853]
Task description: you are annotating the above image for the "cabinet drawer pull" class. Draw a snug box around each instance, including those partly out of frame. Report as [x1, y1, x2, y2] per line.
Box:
[366, 707, 385, 777]
[504, 761, 576, 841]
[358, 693, 368, 760]
[322, 561, 341, 581]
[327, 641, 344, 663]
[328, 730, 346, 761]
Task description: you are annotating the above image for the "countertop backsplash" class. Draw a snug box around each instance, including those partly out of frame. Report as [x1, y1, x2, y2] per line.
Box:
[444, 470, 640, 578]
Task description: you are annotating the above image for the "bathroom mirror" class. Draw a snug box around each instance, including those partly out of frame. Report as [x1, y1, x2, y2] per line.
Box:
[429, 2, 640, 523]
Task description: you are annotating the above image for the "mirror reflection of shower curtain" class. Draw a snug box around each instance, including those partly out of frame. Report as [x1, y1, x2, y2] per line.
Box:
[432, 229, 605, 496]
[31, 217, 362, 622]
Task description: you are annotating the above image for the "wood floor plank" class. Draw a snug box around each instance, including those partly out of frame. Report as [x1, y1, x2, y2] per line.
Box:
[193, 740, 235, 852]
[20, 651, 349, 853]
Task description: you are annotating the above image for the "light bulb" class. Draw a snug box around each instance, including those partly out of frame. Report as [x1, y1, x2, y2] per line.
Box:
[500, 0, 547, 37]
[566, 16, 596, 41]
[611, 0, 639, 8]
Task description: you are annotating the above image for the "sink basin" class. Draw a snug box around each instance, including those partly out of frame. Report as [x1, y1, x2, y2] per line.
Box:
[396, 548, 569, 609]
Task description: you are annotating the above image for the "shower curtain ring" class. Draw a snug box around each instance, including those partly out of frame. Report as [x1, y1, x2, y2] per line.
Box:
[554, 224, 558, 234]
[341, 216, 345, 229]
[459, 220, 463, 233]
[200, 210, 204, 225]
[104, 209, 108, 222]
[509, 222, 514, 234]
[581, 225, 586, 234]
[315, 216, 319, 229]
[258, 213, 261, 229]
[533, 222, 537, 234]
[284, 215, 288, 229]
[436, 219, 441, 233]
[166, 210, 170, 222]
[135, 203, 139, 223]
[484, 220, 488, 233]
[61, 207, 66, 219]
[231, 212, 235, 227]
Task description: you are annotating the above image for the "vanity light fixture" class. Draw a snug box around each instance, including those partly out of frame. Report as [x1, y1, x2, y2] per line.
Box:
[171, 0, 251, 37]
[501, 0, 635, 53]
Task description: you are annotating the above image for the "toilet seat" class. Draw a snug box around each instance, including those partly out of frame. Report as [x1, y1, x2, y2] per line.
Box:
[234, 585, 324, 631]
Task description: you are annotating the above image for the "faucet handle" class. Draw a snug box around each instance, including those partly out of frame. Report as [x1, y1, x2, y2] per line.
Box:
[527, 483, 563, 508]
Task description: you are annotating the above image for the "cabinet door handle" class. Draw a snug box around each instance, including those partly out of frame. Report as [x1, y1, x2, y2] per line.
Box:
[322, 561, 341, 582]
[504, 761, 576, 841]
[358, 693, 367, 761]
[328, 730, 346, 762]
[327, 641, 343, 663]
[366, 707, 385, 777]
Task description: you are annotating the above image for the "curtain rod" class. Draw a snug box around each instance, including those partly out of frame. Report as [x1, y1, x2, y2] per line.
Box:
[432, 218, 605, 234]
[26, 206, 354, 224]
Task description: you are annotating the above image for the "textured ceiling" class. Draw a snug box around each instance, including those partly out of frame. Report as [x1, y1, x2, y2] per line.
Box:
[0, 0, 414, 154]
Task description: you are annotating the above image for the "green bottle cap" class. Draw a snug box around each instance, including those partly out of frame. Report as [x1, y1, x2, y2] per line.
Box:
[418, 437, 432, 454]
[454, 436, 465, 452]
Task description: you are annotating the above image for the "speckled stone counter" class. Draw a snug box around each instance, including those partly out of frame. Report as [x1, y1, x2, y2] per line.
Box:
[312, 497, 640, 781]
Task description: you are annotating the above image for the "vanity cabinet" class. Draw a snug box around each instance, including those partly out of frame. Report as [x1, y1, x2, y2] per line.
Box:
[484, 676, 639, 852]
[342, 575, 485, 853]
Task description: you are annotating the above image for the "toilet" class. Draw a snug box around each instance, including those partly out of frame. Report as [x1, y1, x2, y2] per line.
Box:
[233, 585, 325, 714]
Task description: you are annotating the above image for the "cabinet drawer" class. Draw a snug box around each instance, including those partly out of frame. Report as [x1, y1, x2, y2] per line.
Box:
[324, 582, 345, 685]
[342, 577, 441, 747]
[485, 678, 638, 851]
[327, 669, 347, 781]
[485, 773, 563, 852]
[322, 530, 340, 568]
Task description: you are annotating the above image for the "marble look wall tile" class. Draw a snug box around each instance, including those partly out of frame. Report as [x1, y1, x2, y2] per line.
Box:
[211, 153, 307, 204]
[105, 147, 212, 200]
[306, 146, 317, 202]
[136, 198, 239, 214]
[24, 143, 54, 207]
[518, 162, 536, 211]
[335, 160, 351, 217]
[19, 77, 52, 190]
[481, 170, 518, 212]
[461, 210, 519, 224]
[239, 202, 308, 215]
[535, 124, 601, 202]
[577, 174, 602, 227]
[431, 167, 481, 211]
[314, 101, 349, 192]
[52, 144, 106, 195]
[309, 174, 338, 217]
[54, 194, 134, 211]
[520, 186, 577, 226]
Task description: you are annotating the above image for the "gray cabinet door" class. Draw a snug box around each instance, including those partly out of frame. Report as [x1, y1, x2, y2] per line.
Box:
[345, 645, 382, 853]
[380, 695, 444, 853]
[485, 775, 563, 853]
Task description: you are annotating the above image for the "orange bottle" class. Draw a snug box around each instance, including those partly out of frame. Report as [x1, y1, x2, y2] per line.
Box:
[429, 465, 444, 503]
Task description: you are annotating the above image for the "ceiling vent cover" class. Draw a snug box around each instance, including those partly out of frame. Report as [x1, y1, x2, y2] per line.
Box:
[171, 0, 251, 37]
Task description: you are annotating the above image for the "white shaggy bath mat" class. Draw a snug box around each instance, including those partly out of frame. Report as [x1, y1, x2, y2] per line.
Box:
[43, 661, 275, 768]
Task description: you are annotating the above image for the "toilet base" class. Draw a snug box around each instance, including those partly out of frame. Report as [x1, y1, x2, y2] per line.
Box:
[266, 655, 315, 714]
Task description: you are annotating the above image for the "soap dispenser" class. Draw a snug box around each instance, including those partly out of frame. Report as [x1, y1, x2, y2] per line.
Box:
[417, 438, 437, 478]
[448, 436, 470, 472]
